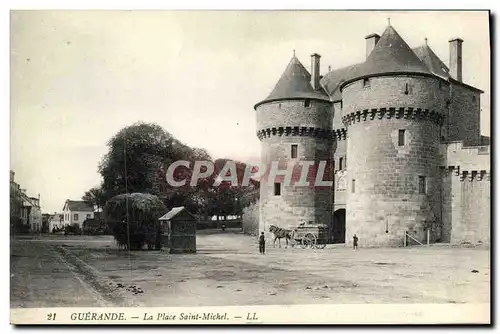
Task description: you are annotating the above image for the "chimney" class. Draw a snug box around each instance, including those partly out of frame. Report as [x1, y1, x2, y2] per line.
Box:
[310, 53, 321, 90]
[449, 38, 463, 82]
[365, 33, 380, 59]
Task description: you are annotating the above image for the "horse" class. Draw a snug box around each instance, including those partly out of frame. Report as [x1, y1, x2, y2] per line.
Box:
[269, 225, 293, 248]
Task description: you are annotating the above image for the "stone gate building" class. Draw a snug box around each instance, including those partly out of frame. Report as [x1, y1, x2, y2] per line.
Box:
[253, 23, 490, 247]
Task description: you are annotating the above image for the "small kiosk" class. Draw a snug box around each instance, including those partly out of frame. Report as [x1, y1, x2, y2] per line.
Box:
[159, 206, 197, 254]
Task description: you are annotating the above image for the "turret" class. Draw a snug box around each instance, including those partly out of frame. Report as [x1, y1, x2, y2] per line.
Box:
[339, 24, 446, 246]
[254, 52, 334, 235]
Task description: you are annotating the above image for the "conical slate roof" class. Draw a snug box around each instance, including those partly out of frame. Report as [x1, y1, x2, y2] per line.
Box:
[254, 56, 331, 109]
[412, 43, 450, 79]
[340, 25, 432, 89]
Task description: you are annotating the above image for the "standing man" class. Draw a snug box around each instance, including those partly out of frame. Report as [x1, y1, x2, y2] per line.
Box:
[259, 232, 266, 254]
[353, 234, 359, 250]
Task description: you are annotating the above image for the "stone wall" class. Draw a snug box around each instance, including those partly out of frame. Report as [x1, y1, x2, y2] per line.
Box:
[256, 99, 333, 240]
[345, 117, 443, 246]
[446, 83, 481, 146]
[334, 169, 347, 209]
[332, 101, 344, 129]
[256, 100, 332, 129]
[242, 200, 259, 236]
[258, 135, 333, 238]
[333, 137, 347, 208]
[342, 75, 444, 247]
[445, 141, 490, 169]
[441, 168, 490, 245]
[333, 96, 347, 208]
[333, 137, 347, 171]
[453, 174, 490, 244]
[441, 141, 490, 245]
[341, 76, 448, 115]
[440, 170, 454, 243]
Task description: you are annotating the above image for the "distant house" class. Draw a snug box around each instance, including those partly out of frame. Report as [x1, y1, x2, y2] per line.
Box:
[62, 200, 94, 228]
[27, 196, 42, 233]
[20, 193, 42, 233]
[9, 170, 45, 234]
[10, 171, 23, 231]
[48, 213, 64, 231]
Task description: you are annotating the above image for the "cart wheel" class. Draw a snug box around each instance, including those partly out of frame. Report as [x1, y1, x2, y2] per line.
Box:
[309, 234, 317, 248]
[302, 233, 316, 249]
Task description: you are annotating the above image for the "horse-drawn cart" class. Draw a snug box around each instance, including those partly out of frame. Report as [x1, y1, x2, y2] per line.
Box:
[291, 222, 329, 249]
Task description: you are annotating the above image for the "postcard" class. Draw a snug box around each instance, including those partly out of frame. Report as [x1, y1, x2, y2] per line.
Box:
[9, 10, 491, 325]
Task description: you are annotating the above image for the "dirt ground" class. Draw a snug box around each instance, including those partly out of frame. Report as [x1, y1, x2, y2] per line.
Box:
[10, 230, 490, 308]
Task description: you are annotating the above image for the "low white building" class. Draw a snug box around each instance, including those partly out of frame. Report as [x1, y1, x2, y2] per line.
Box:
[48, 213, 64, 231]
[62, 200, 94, 228]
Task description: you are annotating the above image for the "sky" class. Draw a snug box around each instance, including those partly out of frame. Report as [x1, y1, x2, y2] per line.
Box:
[10, 10, 490, 213]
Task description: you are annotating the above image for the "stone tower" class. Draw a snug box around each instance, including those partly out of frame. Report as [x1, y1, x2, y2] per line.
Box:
[339, 24, 447, 246]
[254, 53, 333, 235]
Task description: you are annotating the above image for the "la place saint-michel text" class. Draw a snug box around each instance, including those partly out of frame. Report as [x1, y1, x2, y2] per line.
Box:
[70, 312, 258, 321]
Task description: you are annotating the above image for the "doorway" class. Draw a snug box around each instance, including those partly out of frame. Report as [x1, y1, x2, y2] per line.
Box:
[332, 209, 346, 243]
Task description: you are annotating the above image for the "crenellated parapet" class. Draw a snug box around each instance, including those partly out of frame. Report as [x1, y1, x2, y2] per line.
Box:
[342, 107, 445, 127]
[333, 128, 347, 141]
[442, 141, 490, 180]
[442, 165, 491, 182]
[256, 126, 334, 140]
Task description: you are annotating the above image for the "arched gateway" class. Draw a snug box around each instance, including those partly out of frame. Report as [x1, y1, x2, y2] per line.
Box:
[332, 209, 346, 243]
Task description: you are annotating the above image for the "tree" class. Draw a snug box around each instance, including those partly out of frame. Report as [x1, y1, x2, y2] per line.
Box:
[99, 122, 173, 198]
[104, 193, 167, 250]
[96, 122, 260, 224]
[82, 186, 107, 212]
[98, 122, 211, 207]
[158, 146, 214, 213]
[207, 159, 260, 221]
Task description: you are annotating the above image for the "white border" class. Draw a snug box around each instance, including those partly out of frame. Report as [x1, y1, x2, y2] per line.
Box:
[3, 2, 497, 333]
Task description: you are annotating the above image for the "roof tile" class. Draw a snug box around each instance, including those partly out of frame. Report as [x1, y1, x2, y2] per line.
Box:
[412, 44, 450, 79]
[255, 56, 331, 109]
[66, 200, 94, 212]
[340, 25, 431, 88]
[158, 206, 196, 221]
